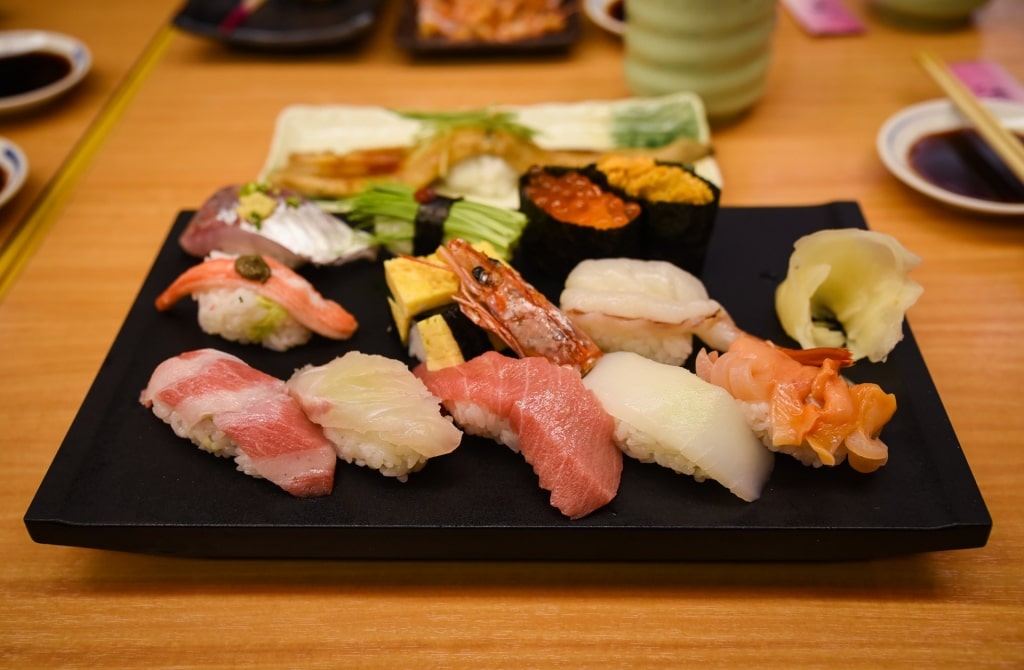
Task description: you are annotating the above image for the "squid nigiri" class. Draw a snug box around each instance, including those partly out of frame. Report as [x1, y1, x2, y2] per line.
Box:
[139, 348, 336, 497]
[582, 351, 773, 502]
[695, 333, 896, 473]
[155, 254, 357, 351]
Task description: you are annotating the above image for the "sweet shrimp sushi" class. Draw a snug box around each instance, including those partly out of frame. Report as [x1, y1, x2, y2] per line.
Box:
[287, 351, 463, 481]
[154, 254, 358, 351]
[582, 351, 773, 502]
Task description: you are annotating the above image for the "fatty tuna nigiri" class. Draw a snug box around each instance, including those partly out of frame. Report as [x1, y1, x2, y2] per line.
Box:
[287, 351, 463, 481]
[139, 348, 337, 497]
[415, 351, 622, 519]
[155, 254, 357, 351]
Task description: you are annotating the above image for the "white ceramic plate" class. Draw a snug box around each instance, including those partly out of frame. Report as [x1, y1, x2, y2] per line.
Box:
[877, 98, 1024, 216]
[584, 0, 624, 35]
[0, 137, 29, 210]
[0, 30, 92, 114]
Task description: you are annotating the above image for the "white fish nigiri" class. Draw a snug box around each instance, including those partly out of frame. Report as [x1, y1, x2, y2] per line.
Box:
[559, 258, 725, 366]
[582, 351, 774, 502]
[287, 351, 462, 481]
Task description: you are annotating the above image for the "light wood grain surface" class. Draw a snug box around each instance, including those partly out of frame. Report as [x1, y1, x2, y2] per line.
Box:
[2, 0, 1023, 667]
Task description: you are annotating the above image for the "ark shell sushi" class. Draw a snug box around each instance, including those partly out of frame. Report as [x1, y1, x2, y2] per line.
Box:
[139, 348, 337, 497]
[287, 351, 463, 481]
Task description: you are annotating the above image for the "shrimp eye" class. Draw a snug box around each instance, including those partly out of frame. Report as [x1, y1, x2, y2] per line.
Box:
[471, 265, 490, 285]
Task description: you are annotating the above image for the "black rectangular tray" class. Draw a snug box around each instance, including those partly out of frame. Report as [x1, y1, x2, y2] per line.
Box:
[24, 202, 992, 561]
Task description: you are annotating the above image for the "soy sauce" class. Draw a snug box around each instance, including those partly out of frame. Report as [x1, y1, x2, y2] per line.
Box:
[0, 166, 7, 193]
[909, 128, 1024, 204]
[0, 51, 73, 98]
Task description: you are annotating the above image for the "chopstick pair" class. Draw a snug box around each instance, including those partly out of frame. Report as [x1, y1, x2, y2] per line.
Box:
[220, 0, 269, 32]
[917, 51, 1024, 186]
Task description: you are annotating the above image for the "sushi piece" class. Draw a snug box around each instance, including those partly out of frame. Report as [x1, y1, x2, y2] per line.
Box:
[178, 182, 378, 268]
[582, 351, 774, 502]
[596, 155, 720, 275]
[139, 348, 336, 497]
[287, 351, 462, 481]
[517, 165, 643, 278]
[155, 254, 358, 351]
[559, 257, 726, 366]
[695, 333, 896, 473]
[438, 238, 604, 374]
[415, 350, 622, 519]
[408, 305, 496, 371]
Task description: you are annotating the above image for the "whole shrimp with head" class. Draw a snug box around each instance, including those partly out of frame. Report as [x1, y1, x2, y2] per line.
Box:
[436, 238, 603, 374]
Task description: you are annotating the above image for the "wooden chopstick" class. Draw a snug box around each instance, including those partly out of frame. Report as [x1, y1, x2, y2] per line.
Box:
[916, 50, 1024, 185]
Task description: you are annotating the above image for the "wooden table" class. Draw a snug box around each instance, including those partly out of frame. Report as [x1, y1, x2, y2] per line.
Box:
[2, 1, 1022, 666]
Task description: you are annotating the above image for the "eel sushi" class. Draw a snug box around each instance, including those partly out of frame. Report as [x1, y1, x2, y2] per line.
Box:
[155, 254, 358, 351]
[582, 351, 774, 502]
[415, 350, 622, 519]
[139, 348, 337, 497]
[287, 351, 463, 481]
[179, 182, 377, 268]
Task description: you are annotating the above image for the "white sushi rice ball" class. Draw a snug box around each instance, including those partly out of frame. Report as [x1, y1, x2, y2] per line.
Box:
[583, 351, 774, 502]
[560, 258, 724, 366]
[196, 287, 312, 352]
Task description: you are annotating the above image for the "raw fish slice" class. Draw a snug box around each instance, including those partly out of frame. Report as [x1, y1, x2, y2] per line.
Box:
[415, 351, 621, 519]
[287, 351, 463, 481]
[155, 254, 358, 341]
[695, 334, 895, 473]
[140, 348, 336, 497]
[179, 184, 377, 267]
[582, 351, 773, 502]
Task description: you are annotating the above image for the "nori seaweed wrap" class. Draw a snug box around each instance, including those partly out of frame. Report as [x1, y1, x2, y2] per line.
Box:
[596, 156, 720, 276]
[516, 165, 643, 279]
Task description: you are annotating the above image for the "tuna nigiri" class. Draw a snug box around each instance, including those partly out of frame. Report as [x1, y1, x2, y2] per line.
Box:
[582, 351, 774, 502]
[695, 333, 896, 473]
[139, 348, 337, 497]
[155, 254, 358, 351]
[415, 350, 622, 519]
[287, 351, 463, 481]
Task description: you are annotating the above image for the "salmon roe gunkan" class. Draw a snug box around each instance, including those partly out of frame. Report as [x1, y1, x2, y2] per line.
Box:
[524, 167, 641, 230]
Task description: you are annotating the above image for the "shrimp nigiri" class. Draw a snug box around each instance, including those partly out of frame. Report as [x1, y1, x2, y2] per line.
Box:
[155, 254, 357, 351]
[695, 333, 896, 473]
[436, 238, 603, 374]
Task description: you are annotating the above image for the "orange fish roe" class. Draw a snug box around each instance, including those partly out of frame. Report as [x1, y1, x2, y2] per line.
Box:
[523, 167, 641, 230]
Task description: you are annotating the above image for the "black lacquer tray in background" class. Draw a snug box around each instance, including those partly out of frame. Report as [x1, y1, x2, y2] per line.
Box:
[23, 202, 992, 561]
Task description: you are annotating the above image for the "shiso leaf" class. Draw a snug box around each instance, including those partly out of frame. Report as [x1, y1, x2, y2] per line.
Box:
[775, 228, 923, 363]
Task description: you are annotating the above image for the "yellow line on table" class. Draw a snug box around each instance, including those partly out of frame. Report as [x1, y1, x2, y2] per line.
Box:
[0, 24, 176, 302]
